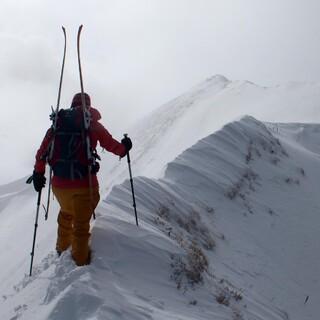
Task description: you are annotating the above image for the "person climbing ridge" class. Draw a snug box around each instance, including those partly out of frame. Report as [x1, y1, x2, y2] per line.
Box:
[32, 92, 132, 266]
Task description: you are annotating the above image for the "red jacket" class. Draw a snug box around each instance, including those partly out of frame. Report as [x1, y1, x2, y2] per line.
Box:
[34, 106, 126, 188]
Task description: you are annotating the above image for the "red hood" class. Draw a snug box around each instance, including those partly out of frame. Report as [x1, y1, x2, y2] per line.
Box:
[73, 105, 101, 122]
[90, 107, 101, 122]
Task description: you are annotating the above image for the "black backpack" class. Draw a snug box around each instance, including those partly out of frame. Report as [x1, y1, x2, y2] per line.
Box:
[49, 108, 95, 180]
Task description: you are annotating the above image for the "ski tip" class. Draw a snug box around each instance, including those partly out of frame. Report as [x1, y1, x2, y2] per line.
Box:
[78, 25, 83, 32]
[62, 26, 66, 33]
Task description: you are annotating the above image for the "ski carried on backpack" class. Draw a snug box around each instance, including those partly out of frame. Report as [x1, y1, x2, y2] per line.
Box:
[44, 26, 67, 220]
[45, 26, 97, 220]
[77, 25, 96, 219]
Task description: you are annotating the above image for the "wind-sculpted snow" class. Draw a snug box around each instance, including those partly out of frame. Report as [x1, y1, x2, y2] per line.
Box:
[104, 116, 320, 319]
[1, 116, 320, 319]
[103, 75, 320, 195]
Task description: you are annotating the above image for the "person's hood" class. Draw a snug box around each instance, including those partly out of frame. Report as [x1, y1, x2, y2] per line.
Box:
[90, 107, 101, 122]
[72, 105, 102, 122]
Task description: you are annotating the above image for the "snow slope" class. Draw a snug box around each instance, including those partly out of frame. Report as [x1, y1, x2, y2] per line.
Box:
[101, 75, 320, 192]
[1, 116, 320, 319]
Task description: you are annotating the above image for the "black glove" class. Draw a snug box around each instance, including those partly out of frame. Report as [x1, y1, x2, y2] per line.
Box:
[32, 171, 46, 192]
[121, 136, 132, 154]
[91, 161, 100, 174]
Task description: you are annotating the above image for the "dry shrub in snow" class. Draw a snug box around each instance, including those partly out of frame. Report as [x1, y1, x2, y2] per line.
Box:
[170, 241, 209, 289]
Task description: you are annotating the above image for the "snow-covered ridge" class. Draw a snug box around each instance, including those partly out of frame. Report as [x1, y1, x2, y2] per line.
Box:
[105, 115, 320, 320]
[2, 116, 319, 319]
[103, 75, 320, 193]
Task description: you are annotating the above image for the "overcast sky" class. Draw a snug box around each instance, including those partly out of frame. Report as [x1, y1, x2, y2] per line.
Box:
[1, 0, 320, 182]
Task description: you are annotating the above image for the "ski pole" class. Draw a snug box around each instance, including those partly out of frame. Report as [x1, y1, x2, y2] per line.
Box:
[30, 189, 42, 276]
[124, 134, 138, 226]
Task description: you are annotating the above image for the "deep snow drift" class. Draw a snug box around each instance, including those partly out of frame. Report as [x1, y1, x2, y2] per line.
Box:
[1, 115, 320, 319]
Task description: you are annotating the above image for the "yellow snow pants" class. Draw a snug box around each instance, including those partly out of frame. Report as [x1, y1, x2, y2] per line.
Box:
[52, 186, 100, 266]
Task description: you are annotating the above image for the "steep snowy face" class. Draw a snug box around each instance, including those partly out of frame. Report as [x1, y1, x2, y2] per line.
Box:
[102, 76, 320, 193]
[105, 116, 320, 320]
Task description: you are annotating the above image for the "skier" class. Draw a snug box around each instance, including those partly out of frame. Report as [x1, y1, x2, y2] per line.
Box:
[32, 92, 132, 266]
